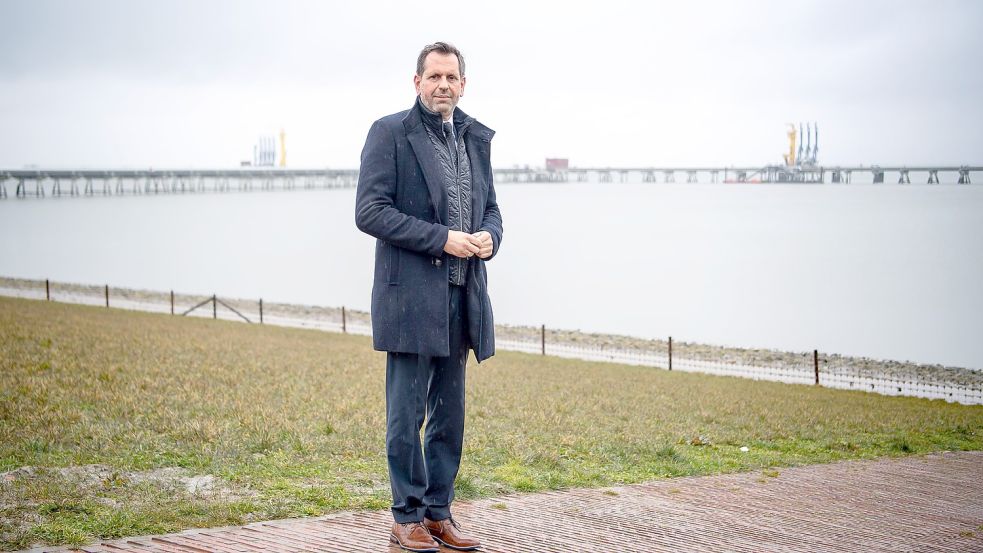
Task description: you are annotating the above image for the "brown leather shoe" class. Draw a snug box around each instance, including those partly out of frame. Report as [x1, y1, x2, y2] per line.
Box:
[390, 521, 439, 552]
[424, 516, 481, 551]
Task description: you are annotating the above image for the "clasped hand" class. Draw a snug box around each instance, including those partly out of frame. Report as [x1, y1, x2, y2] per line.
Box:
[444, 230, 492, 259]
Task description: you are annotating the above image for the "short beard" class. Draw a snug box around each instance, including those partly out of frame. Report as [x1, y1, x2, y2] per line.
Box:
[420, 94, 453, 118]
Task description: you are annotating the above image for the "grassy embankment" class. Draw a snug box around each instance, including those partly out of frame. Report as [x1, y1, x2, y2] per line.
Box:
[1, 295, 981, 550]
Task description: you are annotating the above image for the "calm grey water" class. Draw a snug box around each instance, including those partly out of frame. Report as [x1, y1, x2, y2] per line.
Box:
[1, 181, 981, 370]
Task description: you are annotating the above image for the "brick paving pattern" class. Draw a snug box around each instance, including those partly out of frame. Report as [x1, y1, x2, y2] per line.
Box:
[29, 451, 983, 552]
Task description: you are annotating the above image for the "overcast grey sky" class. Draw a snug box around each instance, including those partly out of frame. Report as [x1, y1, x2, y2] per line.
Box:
[1, 0, 981, 169]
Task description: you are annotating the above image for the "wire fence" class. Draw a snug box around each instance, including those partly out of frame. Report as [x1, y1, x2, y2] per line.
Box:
[498, 338, 982, 404]
[3, 277, 981, 405]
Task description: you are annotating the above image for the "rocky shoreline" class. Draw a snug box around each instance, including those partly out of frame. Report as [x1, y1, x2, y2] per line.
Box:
[3, 275, 980, 389]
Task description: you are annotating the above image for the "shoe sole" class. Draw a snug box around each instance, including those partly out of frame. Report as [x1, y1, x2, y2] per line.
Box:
[390, 534, 439, 552]
[431, 535, 481, 551]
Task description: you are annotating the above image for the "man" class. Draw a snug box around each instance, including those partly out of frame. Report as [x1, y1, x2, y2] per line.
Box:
[354, 42, 502, 552]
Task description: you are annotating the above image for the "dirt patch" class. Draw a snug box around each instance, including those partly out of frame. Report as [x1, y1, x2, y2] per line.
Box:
[1, 464, 254, 501]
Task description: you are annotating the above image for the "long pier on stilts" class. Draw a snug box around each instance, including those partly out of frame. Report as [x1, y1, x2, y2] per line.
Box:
[493, 165, 981, 184]
[1, 165, 980, 198]
[0, 168, 358, 199]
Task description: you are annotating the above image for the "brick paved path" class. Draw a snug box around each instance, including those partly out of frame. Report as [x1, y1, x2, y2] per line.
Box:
[32, 451, 983, 552]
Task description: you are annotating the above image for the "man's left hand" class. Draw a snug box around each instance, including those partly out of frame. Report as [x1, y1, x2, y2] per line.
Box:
[472, 231, 493, 259]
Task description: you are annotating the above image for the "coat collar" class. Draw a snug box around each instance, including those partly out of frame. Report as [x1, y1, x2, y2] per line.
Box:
[402, 98, 495, 143]
[402, 99, 495, 225]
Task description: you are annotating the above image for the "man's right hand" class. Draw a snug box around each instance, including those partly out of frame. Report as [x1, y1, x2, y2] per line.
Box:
[443, 230, 482, 258]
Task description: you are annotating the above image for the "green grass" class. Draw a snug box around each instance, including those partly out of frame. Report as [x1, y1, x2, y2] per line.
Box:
[1, 295, 981, 550]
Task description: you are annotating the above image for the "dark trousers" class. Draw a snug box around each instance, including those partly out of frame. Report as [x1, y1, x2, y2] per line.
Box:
[386, 284, 469, 523]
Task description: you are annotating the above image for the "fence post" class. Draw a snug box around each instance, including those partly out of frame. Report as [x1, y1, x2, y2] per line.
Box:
[104, 284, 109, 307]
[170, 290, 174, 315]
[814, 349, 819, 385]
[259, 298, 264, 324]
[541, 324, 546, 355]
[342, 306, 347, 333]
[45, 279, 50, 301]
[668, 336, 673, 370]
[212, 294, 217, 319]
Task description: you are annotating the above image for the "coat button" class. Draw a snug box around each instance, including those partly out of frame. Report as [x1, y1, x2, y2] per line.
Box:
[434, 258, 443, 267]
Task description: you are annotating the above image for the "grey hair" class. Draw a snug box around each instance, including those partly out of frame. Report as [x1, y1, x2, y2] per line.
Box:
[416, 42, 466, 77]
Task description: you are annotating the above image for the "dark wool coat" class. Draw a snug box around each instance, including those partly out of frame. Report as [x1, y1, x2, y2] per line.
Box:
[354, 101, 503, 362]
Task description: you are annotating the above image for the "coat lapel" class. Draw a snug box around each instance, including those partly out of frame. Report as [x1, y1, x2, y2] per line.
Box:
[465, 120, 495, 232]
[403, 111, 447, 225]
[402, 102, 495, 229]
[466, 132, 487, 232]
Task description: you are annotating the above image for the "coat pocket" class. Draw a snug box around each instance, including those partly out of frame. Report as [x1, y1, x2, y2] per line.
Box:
[387, 244, 400, 285]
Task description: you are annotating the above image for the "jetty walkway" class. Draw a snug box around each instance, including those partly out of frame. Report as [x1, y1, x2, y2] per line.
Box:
[3, 165, 981, 198]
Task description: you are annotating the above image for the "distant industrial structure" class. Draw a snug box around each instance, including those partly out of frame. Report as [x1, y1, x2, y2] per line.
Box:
[736, 122, 823, 183]
[252, 136, 276, 167]
[545, 158, 569, 172]
[279, 129, 286, 168]
[250, 129, 286, 167]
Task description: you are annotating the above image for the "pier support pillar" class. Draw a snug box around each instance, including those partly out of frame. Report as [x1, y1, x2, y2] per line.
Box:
[958, 168, 971, 184]
[600, 171, 612, 183]
[927, 170, 939, 184]
[686, 170, 697, 183]
[872, 169, 884, 184]
[898, 169, 910, 184]
[663, 170, 675, 183]
[710, 170, 718, 183]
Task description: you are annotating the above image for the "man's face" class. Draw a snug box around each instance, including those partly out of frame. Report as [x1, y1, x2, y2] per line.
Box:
[414, 52, 465, 119]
